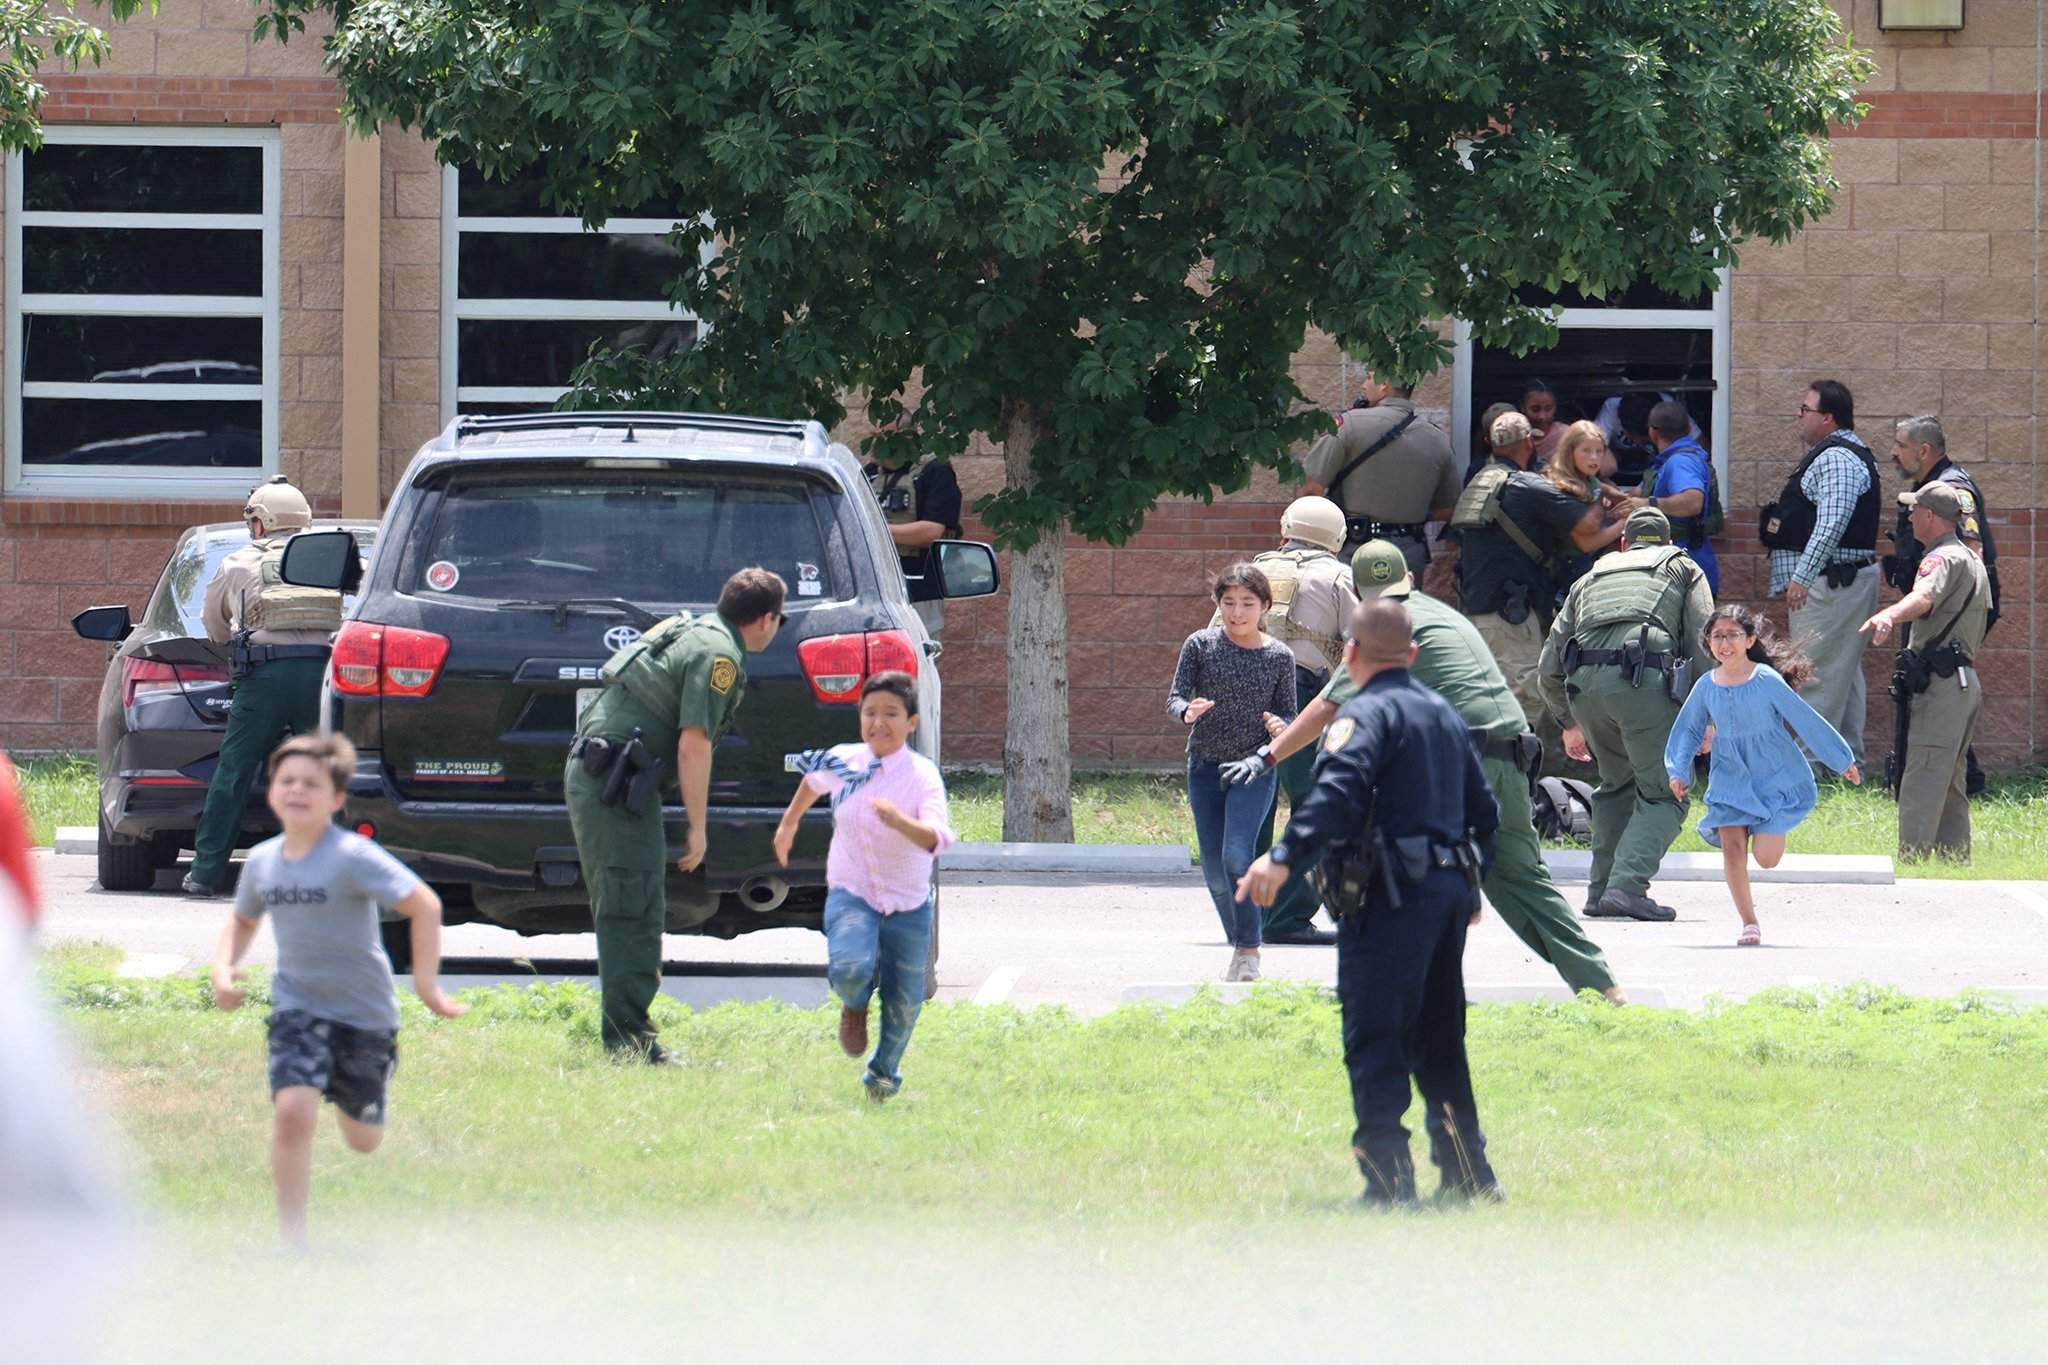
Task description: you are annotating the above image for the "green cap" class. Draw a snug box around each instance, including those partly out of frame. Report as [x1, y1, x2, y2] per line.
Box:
[1350, 540, 1414, 598]
[1624, 506, 1672, 545]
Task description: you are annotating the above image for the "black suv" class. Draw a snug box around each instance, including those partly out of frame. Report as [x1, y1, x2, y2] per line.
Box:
[283, 412, 997, 982]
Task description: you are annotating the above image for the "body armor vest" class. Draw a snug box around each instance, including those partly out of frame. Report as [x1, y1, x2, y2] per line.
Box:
[600, 612, 692, 717]
[1451, 461, 1549, 567]
[1256, 549, 1345, 664]
[1573, 546, 1691, 647]
[868, 458, 930, 525]
[243, 538, 343, 635]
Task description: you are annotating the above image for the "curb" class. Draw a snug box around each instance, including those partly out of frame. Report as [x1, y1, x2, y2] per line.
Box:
[941, 842, 1195, 875]
[1541, 850, 1894, 885]
[55, 826, 96, 856]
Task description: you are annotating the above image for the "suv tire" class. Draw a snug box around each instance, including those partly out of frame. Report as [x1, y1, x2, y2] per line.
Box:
[96, 810, 157, 892]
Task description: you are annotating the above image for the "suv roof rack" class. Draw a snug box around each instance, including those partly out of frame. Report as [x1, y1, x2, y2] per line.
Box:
[441, 411, 817, 447]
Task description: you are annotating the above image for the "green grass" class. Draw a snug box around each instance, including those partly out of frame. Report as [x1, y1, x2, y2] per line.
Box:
[950, 766, 2048, 879]
[11, 751, 96, 847]
[45, 958, 2048, 1228]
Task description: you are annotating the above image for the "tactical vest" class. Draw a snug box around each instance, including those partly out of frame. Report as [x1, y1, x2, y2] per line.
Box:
[242, 538, 343, 635]
[1571, 546, 1692, 648]
[1256, 549, 1345, 665]
[868, 458, 930, 525]
[599, 612, 694, 719]
[1760, 436, 1879, 554]
[1450, 461, 1550, 568]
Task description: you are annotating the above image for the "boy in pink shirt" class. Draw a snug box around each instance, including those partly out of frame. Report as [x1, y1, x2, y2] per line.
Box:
[774, 671, 954, 1100]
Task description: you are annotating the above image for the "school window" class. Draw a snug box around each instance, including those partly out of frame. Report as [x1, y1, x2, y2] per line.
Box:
[1451, 272, 1729, 492]
[3, 128, 281, 496]
[441, 163, 703, 419]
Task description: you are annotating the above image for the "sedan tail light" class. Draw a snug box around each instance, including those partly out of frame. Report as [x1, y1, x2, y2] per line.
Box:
[331, 621, 451, 698]
[120, 655, 229, 708]
[796, 629, 919, 704]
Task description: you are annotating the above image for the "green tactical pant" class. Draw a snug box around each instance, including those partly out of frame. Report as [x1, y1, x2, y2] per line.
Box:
[189, 658, 326, 890]
[564, 759, 670, 1055]
[1256, 668, 1328, 938]
[1481, 754, 1617, 994]
[1567, 669, 1684, 899]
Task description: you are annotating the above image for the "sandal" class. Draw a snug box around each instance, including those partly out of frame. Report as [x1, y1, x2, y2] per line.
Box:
[1737, 922, 1761, 947]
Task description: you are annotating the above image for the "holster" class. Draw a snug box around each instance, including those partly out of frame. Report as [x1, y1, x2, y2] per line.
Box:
[1821, 560, 1862, 590]
[574, 735, 615, 777]
[1498, 581, 1531, 627]
[1926, 641, 1968, 680]
[599, 728, 652, 811]
[1561, 637, 1582, 675]
[1621, 634, 1647, 688]
[1665, 656, 1696, 705]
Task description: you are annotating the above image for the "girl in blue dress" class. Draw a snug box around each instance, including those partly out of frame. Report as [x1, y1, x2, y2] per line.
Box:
[1665, 605, 1860, 946]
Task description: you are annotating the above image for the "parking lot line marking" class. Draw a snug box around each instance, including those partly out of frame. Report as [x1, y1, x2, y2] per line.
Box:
[973, 964, 1025, 1006]
[2003, 884, 2048, 926]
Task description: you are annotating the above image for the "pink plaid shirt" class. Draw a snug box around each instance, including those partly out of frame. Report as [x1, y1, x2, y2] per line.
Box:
[804, 743, 955, 914]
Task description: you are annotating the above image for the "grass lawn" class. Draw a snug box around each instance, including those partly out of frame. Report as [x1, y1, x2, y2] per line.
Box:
[11, 751, 97, 847]
[951, 766, 2048, 879]
[42, 947, 2048, 1227]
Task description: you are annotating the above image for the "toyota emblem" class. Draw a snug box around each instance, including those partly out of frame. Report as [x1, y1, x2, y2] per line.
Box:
[604, 624, 643, 651]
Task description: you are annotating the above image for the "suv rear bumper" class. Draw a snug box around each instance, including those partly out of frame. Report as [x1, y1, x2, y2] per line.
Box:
[344, 754, 833, 918]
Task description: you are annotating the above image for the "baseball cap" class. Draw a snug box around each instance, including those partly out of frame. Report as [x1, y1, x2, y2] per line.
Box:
[1623, 506, 1673, 545]
[244, 476, 312, 530]
[1898, 483, 1965, 522]
[1350, 540, 1414, 598]
[1489, 411, 1533, 447]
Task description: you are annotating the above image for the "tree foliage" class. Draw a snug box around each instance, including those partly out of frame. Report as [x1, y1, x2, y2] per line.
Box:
[1, 1, 155, 152]
[259, 0, 1869, 548]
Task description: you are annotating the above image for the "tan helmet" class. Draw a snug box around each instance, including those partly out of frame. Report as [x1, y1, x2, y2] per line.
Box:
[1280, 495, 1346, 553]
[244, 476, 312, 531]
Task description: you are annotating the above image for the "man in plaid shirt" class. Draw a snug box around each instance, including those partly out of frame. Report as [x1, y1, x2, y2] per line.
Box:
[1763, 379, 1882, 766]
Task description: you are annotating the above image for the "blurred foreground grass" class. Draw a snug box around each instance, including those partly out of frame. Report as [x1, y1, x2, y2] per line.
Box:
[44, 945, 2048, 1227]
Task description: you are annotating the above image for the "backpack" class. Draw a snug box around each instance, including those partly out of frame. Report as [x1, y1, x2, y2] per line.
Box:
[1533, 776, 1595, 844]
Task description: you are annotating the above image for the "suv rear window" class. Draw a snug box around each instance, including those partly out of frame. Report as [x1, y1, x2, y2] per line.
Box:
[410, 472, 839, 606]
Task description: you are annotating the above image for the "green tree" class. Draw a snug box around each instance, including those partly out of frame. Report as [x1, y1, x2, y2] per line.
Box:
[2, 1, 155, 151]
[260, 0, 1867, 838]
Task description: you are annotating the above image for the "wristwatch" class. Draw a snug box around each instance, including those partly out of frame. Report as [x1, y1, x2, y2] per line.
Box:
[1253, 743, 1275, 767]
[1269, 841, 1292, 867]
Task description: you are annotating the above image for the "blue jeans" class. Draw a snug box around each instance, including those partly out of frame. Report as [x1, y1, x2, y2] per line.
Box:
[823, 888, 933, 1086]
[1186, 757, 1275, 949]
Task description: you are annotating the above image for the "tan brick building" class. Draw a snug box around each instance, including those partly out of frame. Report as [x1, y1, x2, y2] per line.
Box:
[2, 0, 2042, 770]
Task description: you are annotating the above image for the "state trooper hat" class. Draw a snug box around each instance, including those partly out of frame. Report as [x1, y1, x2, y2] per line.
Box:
[1350, 540, 1413, 599]
[1898, 483, 1965, 522]
[244, 475, 312, 530]
[1624, 506, 1673, 545]
[1489, 411, 1534, 447]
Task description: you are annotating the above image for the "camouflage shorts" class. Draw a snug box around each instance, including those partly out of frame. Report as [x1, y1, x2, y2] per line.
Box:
[266, 1008, 398, 1125]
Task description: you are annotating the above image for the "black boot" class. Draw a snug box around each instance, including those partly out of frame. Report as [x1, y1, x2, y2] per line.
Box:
[1356, 1147, 1418, 1207]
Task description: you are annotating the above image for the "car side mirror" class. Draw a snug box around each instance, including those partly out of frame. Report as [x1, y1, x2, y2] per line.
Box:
[279, 530, 362, 593]
[71, 604, 133, 642]
[932, 540, 999, 600]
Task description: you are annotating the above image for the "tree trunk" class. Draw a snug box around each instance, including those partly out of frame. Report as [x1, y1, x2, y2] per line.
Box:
[999, 401, 1074, 842]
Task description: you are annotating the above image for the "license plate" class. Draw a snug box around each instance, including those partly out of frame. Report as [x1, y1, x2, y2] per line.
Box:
[576, 687, 600, 721]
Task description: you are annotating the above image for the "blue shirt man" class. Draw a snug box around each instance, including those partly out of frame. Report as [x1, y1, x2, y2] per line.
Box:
[1644, 402, 1719, 594]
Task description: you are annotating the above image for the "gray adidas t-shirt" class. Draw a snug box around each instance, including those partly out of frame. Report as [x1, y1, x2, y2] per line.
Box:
[235, 827, 421, 1031]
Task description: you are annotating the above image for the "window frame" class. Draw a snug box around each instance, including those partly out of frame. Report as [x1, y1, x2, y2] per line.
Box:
[1449, 268, 1731, 494]
[439, 164, 710, 421]
[3, 125, 282, 498]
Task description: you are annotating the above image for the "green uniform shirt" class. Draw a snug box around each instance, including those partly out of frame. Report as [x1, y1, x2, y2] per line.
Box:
[580, 612, 748, 759]
[1319, 590, 1526, 739]
[1534, 544, 1715, 728]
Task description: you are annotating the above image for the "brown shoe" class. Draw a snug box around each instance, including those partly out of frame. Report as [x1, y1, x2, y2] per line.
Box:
[838, 1006, 869, 1058]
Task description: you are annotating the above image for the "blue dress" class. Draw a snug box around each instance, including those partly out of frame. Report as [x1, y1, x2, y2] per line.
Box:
[1663, 665, 1855, 847]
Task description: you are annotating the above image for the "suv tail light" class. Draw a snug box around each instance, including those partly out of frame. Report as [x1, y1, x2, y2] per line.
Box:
[331, 622, 451, 698]
[121, 655, 229, 708]
[797, 629, 919, 704]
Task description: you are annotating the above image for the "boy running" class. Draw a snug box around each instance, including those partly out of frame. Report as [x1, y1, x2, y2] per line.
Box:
[210, 734, 465, 1249]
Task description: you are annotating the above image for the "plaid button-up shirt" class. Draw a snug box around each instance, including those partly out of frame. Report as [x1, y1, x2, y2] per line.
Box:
[1769, 433, 1878, 595]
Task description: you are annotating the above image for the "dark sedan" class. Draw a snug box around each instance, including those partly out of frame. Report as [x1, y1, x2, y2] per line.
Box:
[70, 521, 378, 891]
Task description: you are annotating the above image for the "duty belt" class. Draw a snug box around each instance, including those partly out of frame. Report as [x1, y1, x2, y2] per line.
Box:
[1478, 732, 1537, 767]
[1567, 646, 1672, 673]
[1344, 517, 1428, 542]
[232, 641, 331, 676]
[1820, 559, 1873, 589]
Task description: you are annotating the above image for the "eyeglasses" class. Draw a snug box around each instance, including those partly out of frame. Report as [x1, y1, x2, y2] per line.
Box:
[1706, 632, 1751, 642]
[1796, 404, 1823, 416]
[772, 611, 787, 626]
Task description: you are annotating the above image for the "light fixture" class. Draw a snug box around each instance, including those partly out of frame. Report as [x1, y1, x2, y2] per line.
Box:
[1878, 0, 1964, 30]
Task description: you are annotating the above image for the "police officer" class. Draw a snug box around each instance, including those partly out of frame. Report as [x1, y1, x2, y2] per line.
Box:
[566, 568, 787, 1062]
[1301, 368, 1461, 575]
[863, 445, 963, 634]
[1536, 507, 1715, 922]
[1885, 415, 2000, 796]
[1454, 411, 1607, 731]
[1228, 496, 1360, 943]
[184, 477, 339, 897]
[1232, 542, 1624, 1001]
[1860, 485, 1991, 860]
[1238, 597, 1502, 1206]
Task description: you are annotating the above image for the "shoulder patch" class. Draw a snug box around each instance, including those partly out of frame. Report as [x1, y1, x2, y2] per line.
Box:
[1916, 557, 1939, 578]
[1322, 717, 1356, 752]
[710, 656, 738, 696]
